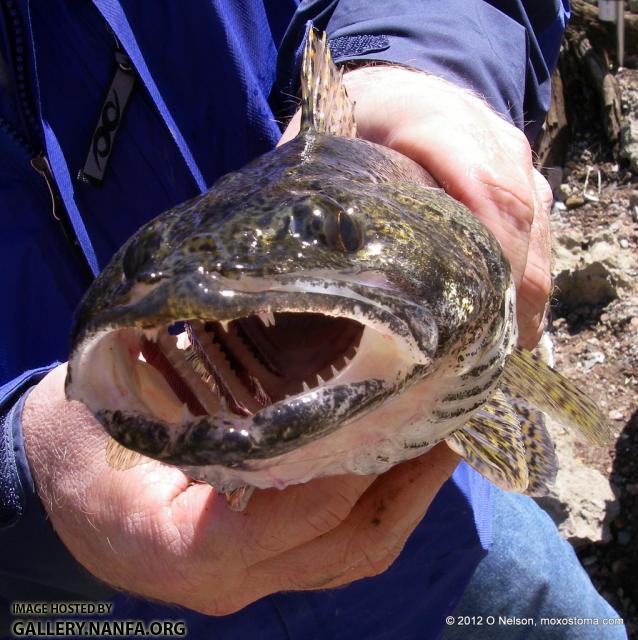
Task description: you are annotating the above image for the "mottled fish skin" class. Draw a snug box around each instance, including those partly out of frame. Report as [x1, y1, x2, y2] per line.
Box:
[72, 133, 509, 354]
[67, 30, 607, 497]
[67, 130, 513, 481]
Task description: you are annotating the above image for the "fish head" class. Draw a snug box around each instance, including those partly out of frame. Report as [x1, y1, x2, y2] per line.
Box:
[67, 139, 479, 479]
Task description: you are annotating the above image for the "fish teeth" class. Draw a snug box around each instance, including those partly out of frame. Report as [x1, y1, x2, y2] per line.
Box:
[302, 381, 311, 392]
[343, 355, 352, 366]
[257, 310, 276, 327]
[316, 374, 325, 386]
[330, 364, 339, 377]
[219, 320, 230, 332]
[138, 352, 147, 362]
[143, 328, 159, 342]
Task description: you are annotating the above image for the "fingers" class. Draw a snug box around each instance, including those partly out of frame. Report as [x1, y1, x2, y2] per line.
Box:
[390, 102, 535, 290]
[171, 472, 378, 568]
[515, 169, 553, 348]
[215, 444, 459, 614]
[341, 67, 552, 348]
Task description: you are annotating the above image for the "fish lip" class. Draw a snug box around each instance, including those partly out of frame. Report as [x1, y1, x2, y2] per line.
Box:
[71, 272, 437, 361]
[96, 376, 397, 467]
[67, 272, 437, 467]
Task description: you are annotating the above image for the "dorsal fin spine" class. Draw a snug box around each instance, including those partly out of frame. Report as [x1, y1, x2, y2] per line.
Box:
[300, 29, 357, 137]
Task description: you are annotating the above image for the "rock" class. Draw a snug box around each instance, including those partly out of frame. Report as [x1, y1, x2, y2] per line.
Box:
[565, 194, 586, 209]
[620, 107, 638, 174]
[581, 555, 597, 567]
[555, 262, 618, 307]
[612, 559, 626, 575]
[544, 166, 564, 194]
[626, 483, 638, 495]
[552, 229, 636, 310]
[630, 191, 638, 209]
[620, 238, 630, 248]
[617, 530, 633, 546]
[555, 183, 572, 202]
[582, 350, 605, 370]
[535, 419, 620, 548]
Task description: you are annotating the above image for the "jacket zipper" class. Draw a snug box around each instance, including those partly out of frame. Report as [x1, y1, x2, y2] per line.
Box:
[2, 0, 41, 148]
[2, 0, 95, 284]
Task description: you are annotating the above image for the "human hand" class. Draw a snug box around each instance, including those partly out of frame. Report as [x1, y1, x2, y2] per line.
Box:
[22, 363, 458, 614]
[281, 66, 552, 349]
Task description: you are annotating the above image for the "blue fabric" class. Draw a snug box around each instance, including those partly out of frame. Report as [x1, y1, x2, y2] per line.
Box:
[99, 468, 489, 640]
[0, 367, 56, 526]
[0, 1, 578, 639]
[0, 387, 114, 618]
[275, 0, 570, 141]
[443, 490, 627, 639]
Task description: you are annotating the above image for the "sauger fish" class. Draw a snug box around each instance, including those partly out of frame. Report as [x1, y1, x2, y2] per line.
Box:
[66, 31, 608, 510]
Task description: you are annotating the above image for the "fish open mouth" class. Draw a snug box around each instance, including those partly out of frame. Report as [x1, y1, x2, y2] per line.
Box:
[140, 313, 365, 418]
[67, 276, 437, 465]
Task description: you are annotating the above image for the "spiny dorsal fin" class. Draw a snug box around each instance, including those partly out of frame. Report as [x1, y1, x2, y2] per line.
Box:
[502, 347, 610, 446]
[502, 390, 558, 496]
[105, 436, 145, 470]
[301, 29, 357, 136]
[446, 390, 529, 493]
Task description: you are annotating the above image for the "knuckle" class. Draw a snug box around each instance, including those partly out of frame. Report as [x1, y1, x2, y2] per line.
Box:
[525, 261, 553, 302]
[532, 170, 553, 213]
[475, 172, 535, 233]
[304, 506, 348, 536]
[357, 542, 403, 578]
[300, 480, 363, 536]
[198, 596, 245, 617]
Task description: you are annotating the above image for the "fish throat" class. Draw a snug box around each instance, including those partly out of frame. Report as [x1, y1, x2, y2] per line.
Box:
[139, 312, 365, 419]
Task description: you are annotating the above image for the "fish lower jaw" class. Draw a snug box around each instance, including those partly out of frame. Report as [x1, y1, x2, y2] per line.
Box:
[67, 311, 423, 462]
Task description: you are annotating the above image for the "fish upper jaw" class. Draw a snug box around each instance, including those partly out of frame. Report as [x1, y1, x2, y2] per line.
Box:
[66, 271, 438, 467]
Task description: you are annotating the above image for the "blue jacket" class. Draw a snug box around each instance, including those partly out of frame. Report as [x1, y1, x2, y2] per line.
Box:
[0, 1, 568, 638]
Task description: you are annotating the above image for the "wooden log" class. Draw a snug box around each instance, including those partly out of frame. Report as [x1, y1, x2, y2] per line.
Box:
[570, 0, 638, 58]
[534, 67, 570, 168]
[565, 31, 623, 143]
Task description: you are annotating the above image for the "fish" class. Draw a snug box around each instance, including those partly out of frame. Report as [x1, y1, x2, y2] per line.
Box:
[66, 30, 609, 511]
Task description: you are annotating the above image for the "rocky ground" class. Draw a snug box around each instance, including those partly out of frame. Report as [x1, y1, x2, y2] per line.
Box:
[541, 67, 638, 637]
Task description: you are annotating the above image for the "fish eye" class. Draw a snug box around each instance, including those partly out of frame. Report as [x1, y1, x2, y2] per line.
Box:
[291, 196, 364, 253]
[325, 207, 364, 253]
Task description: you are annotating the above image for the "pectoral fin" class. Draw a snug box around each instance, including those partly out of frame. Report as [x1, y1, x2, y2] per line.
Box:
[502, 347, 610, 445]
[446, 390, 529, 492]
[502, 391, 558, 496]
[105, 436, 145, 470]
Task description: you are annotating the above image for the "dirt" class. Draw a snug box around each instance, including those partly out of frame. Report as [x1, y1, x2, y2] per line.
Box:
[546, 67, 638, 637]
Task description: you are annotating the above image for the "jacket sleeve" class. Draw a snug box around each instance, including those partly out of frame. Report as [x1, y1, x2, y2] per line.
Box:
[277, 0, 570, 140]
[0, 373, 114, 622]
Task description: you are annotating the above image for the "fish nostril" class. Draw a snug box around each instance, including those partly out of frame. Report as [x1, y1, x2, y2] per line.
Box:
[122, 229, 162, 280]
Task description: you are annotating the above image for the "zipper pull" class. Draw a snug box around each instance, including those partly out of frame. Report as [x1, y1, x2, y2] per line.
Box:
[78, 32, 136, 185]
[31, 154, 63, 221]
[32, 153, 96, 285]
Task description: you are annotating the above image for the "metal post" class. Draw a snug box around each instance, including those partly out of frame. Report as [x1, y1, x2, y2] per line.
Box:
[617, 0, 625, 68]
